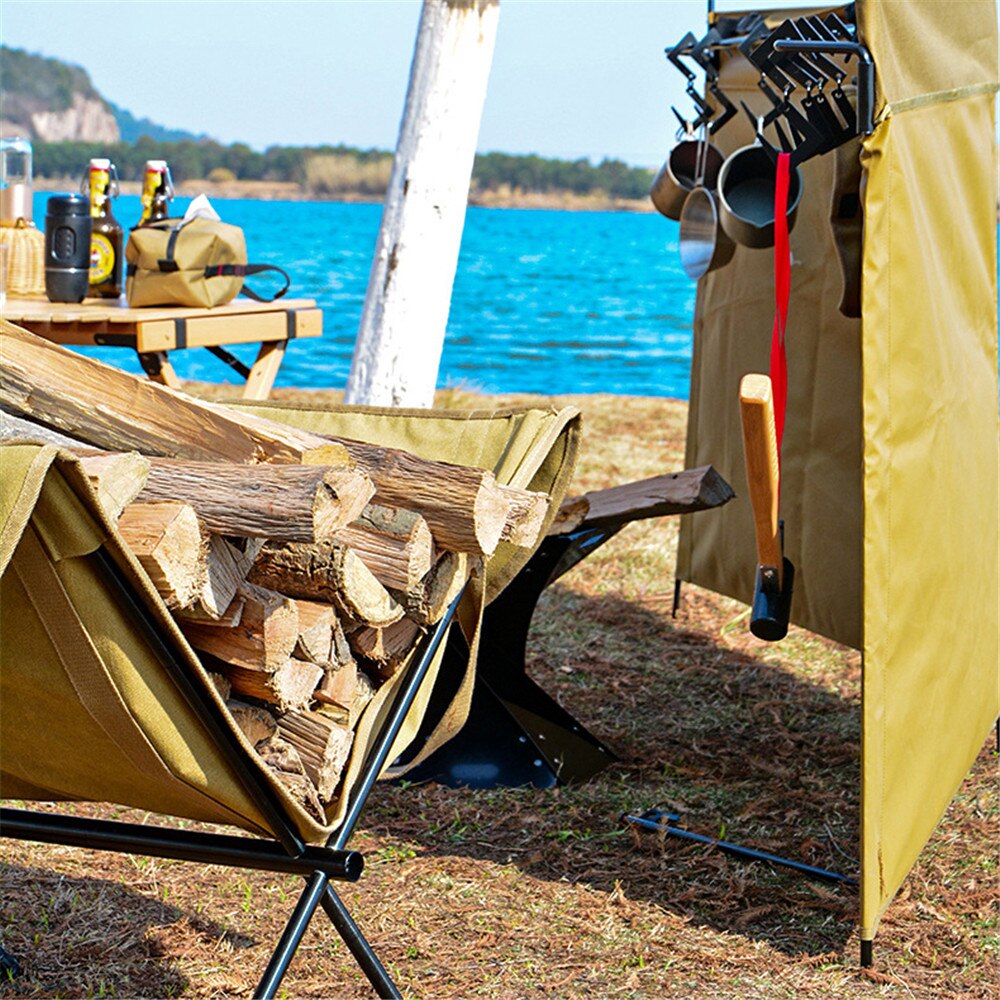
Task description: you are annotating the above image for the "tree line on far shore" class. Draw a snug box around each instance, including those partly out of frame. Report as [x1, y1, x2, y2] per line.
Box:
[33, 138, 655, 201]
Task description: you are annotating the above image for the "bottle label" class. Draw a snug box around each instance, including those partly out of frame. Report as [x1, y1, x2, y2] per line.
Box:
[89, 167, 110, 217]
[90, 233, 116, 284]
[140, 167, 163, 224]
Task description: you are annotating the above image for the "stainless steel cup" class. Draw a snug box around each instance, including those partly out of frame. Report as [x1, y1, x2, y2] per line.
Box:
[717, 145, 803, 249]
[678, 186, 735, 279]
[650, 139, 725, 221]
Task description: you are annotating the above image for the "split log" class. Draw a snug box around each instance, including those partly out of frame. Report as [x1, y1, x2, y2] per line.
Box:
[335, 504, 435, 592]
[349, 617, 423, 679]
[209, 657, 324, 713]
[177, 536, 262, 623]
[255, 735, 323, 820]
[277, 710, 354, 802]
[0, 321, 350, 466]
[180, 584, 298, 671]
[76, 452, 151, 519]
[553, 465, 736, 533]
[226, 699, 279, 745]
[330, 614, 355, 669]
[249, 541, 403, 628]
[176, 595, 245, 628]
[194, 535, 247, 621]
[293, 600, 336, 664]
[323, 437, 511, 555]
[393, 550, 472, 626]
[546, 494, 589, 536]
[0, 409, 153, 522]
[138, 460, 374, 542]
[116, 501, 206, 609]
[314, 660, 374, 729]
[498, 484, 549, 547]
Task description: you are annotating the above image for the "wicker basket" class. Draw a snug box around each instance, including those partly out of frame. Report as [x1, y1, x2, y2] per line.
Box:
[0, 220, 46, 296]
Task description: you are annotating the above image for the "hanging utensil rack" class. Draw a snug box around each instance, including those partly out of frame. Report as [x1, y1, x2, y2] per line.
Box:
[664, 4, 874, 167]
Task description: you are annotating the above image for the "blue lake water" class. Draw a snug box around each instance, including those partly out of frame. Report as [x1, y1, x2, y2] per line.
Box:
[34, 192, 697, 399]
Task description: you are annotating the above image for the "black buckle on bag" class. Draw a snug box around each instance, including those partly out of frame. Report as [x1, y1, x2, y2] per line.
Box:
[157, 259, 180, 272]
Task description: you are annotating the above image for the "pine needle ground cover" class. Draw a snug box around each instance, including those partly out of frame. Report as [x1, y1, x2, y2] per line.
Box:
[2, 389, 996, 998]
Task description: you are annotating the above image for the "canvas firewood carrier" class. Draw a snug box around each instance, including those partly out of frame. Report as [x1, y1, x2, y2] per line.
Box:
[0, 402, 582, 997]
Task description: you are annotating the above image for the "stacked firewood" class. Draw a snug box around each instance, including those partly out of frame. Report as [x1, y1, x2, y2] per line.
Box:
[0, 322, 551, 819]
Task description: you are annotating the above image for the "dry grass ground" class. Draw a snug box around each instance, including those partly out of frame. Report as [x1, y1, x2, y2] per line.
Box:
[1, 388, 996, 998]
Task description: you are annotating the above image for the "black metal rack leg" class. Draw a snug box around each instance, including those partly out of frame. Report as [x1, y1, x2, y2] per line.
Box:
[255, 871, 331, 999]
[321, 887, 402, 999]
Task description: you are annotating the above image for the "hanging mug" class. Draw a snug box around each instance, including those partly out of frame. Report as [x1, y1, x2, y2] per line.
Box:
[650, 137, 725, 221]
[678, 185, 735, 279]
[717, 144, 803, 249]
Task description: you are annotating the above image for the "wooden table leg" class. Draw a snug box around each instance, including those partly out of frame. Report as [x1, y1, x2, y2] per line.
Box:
[138, 351, 181, 389]
[242, 341, 287, 400]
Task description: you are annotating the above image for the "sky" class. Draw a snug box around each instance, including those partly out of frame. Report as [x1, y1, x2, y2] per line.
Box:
[0, 0, 815, 168]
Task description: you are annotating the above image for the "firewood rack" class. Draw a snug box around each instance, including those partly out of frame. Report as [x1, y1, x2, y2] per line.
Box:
[0, 540, 464, 999]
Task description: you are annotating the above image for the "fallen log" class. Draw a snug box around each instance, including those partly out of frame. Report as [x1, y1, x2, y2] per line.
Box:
[116, 501, 205, 610]
[249, 541, 403, 628]
[138, 460, 374, 542]
[0, 321, 350, 466]
[335, 504, 435, 592]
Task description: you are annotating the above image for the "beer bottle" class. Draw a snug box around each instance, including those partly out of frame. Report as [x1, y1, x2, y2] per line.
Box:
[138, 159, 174, 226]
[82, 158, 123, 298]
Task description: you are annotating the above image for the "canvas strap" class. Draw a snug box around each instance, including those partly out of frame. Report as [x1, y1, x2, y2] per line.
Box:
[207, 263, 291, 302]
[770, 151, 792, 480]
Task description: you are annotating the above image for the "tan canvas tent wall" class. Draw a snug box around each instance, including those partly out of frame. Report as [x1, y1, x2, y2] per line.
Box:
[677, 0, 999, 946]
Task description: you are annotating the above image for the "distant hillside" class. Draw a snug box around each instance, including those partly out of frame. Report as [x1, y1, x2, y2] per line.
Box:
[0, 46, 118, 142]
[109, 102, 208, 144]
[0, 46, 206, 145]
[10, 47, 654, 207]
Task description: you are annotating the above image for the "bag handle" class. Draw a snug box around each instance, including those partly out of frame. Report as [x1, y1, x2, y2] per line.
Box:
[204, 263, 290, 302]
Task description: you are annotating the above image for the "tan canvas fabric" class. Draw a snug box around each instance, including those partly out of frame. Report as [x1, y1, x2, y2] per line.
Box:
[0, 443, 285, 837]
[856, 0, 999, 940]
[125, 217, 246, 308]
[676, 17, 864, 649]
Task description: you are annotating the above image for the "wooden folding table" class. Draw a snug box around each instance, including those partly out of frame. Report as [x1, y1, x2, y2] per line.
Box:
[2, 296, 322, 400]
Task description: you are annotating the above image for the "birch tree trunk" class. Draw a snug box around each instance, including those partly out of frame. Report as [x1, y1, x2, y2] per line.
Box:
[344, 0, 500, 407]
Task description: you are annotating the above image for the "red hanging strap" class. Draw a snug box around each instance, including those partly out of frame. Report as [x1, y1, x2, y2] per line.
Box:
[770, 152, 792, 470]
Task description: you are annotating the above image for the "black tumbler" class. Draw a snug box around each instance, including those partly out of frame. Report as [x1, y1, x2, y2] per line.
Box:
[45, 194, 91, 303]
